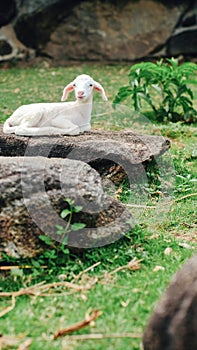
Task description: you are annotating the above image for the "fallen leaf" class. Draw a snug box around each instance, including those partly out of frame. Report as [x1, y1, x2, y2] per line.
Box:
[153, 265, 165, 272]
[179, 242, 191, 249]
[120, 299, 130, 307]
[81, 294, 87, 301]
[14, 88, 20, 93]
[132, 288, 140, 293]
[164, 247, 172, 255]
[149, 234, 160, 240]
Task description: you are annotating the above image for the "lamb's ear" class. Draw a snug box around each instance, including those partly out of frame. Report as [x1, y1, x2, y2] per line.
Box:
[93, 81, 108, 101]
[61, 82, 74, 101]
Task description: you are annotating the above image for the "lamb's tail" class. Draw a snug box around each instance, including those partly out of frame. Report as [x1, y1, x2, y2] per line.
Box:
[3, 120, 15, 134]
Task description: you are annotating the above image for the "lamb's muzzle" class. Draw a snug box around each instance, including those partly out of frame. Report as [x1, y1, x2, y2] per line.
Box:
[3, 74, 108, 136]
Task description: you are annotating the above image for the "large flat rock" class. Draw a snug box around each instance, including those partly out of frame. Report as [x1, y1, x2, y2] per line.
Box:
[0, 126, 170, 162]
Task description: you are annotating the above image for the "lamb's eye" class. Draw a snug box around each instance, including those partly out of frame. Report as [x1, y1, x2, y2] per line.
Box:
[73, 83, 76, 87]
[89, 83, 93, 87]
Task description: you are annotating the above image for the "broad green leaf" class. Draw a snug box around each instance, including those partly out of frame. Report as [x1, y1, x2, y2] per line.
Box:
[61, 237, 68, 245]
[60, 209, 70, 218]
[71, 223, 86, 231]
[39, 235, 52, 245]
[73, 205, 83, 213]
[56, 224, 64, 230]
[56, 224, 65, 235]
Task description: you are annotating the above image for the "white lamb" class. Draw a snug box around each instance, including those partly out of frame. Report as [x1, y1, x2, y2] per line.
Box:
[3, 74, 108, 136]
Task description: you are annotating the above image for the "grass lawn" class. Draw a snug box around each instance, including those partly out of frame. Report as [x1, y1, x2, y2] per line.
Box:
[0, 63, 197, 350]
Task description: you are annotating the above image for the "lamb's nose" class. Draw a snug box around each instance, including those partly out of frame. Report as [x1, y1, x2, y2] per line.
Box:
[78, 91, 85, 97]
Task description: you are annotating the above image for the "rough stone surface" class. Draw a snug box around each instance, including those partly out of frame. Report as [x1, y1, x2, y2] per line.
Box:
[0, 126, 170, 183]
[0, 126, 170, 161]
[0, 0, 196, 64]
[42, 0, 187, 62]
[0, 0, 16, 27]
[0, 156, 132, 257]
[14, 0, 75, 49]
[0, 24, 35, 61]
[167, 25, 197, 56]
[143, 254, 197, 350]
[0, 127, 170, 258]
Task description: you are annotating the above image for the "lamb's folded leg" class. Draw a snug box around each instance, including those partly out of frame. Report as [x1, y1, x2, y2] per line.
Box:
[14, 125, 81, 136]
[3, 120, 17, 134]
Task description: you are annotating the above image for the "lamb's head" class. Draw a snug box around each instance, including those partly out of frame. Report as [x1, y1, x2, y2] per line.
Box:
[61, 74, 108, 102]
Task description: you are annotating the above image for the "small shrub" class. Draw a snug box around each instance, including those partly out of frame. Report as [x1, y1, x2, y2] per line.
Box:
[114, 58, 197, 123]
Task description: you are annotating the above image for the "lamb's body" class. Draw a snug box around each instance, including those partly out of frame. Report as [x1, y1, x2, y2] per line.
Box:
[3, 74, 107, 136]
[3, 101, 92, 136]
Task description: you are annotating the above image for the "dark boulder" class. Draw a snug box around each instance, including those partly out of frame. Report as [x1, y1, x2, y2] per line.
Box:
[143, 254, 197, 350]
[0, 0, 195, 64]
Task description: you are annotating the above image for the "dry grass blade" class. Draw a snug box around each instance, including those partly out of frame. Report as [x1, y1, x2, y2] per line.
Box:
[0, 281, 86, 298]
[17, 338, 32, 350]
[126, 204, 157, 209]
[173, 192, 197, 202]
[0, 281, 93, 318]
[53, 309, 102, 340]
[63, 332, 142, 341]
[0, 295, 16, 318]
[0, 265, 47, 270]
[108, 258, 142, 276]
[0, 260, 141, 319]
[126, 192, 197, 209]
[72, 262, 101, 282]
[0, 334, 25, 349]
[32, 281, 84, 293]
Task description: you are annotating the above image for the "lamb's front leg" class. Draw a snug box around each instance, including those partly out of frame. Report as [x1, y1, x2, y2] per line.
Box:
[3, 120, 17, 134]
[79, 123, 91, 132]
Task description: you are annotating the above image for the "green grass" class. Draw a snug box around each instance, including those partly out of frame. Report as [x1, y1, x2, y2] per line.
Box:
[0, 63, 197, 349]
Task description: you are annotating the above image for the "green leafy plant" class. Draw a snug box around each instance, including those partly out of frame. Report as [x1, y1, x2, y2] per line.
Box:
[39, 198, 86, 249]
[59, 197, 86, 232]
[114, 58, 197, 123]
